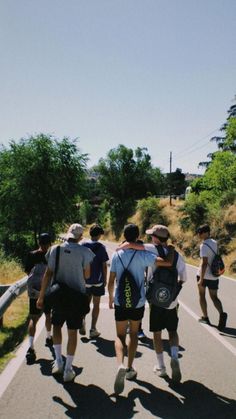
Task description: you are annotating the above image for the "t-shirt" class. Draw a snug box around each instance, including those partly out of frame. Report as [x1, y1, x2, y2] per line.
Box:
[145, 243, 187, 309]
[110, 249, 157, 308]
[197, 238, 218, 280]
[82, 240, 109, 287]
[47, 241, 95, 292]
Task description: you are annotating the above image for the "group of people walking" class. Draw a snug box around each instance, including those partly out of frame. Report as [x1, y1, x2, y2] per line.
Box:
[25, 221, 227, 394]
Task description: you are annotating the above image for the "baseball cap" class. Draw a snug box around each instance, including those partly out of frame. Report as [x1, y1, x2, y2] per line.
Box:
[39, 233, 51, 245]
[66, 223, 83, 240]
[145, 224, 170, 239]
[89, 224, 104, 237]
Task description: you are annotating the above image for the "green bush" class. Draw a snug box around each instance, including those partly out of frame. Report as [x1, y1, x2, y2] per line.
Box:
[138, 197, 167, 234]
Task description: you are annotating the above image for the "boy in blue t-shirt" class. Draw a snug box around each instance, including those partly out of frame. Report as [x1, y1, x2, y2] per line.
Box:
[82, 224, 109, 339]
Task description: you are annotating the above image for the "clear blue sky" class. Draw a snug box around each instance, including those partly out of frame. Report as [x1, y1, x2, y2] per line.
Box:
[0, 0, 235, 174]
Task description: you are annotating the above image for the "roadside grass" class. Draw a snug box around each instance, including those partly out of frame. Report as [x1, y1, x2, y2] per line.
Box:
[0, 258, 28, 372]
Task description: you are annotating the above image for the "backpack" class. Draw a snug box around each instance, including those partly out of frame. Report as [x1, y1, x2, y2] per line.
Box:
[116, 251, 141, 309]
[146, 246, 179, 308]
[27, 262, 47, 299]
[204, 242, 225, 277]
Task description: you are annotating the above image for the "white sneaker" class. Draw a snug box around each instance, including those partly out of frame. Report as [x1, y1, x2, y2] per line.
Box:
[79, 319, 86, 336]
[170, 358, 181, 382]
[126, 367, 137, 380]
[89, 328, 101, 339]
[114, 366, 126, 395]
[63, 368, 76, 382]
[52, 360, 64, 375]
[153, 365, 167, 377]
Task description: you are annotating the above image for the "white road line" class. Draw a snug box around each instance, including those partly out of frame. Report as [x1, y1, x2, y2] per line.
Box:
[179, 299, 236, 357]
[0, 315, 45, 398]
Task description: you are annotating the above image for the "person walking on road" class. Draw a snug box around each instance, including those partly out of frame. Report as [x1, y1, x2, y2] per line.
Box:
[82, 224, 109, 339]
[37, 223, 95, 382]
[196, 224, 227, 330]
[108, 223, 174, 395]
[145, 224, 187, 383]
[25, 233, 52, 364]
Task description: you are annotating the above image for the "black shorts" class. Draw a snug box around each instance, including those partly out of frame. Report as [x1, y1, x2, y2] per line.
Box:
[86, 285, 105, 297]
[115, 305, 145, 322]
[29, 299, 51, 316]
[196, 276, 219, 290]
[150, 305, 179, 332]
[51, 308, 84, 330]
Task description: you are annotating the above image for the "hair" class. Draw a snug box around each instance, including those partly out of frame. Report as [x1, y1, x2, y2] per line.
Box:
[155, 235, 168, 243]
[124, 223, 139, 242]
[196, 224, 210, 234]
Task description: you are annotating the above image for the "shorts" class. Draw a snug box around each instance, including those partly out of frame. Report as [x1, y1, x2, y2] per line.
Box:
[86, 284, 105, 297]
[29, 298, 51, 316]
[115, 305, 145, 322]
[51, 308, 84, 330]
[196, 276, 219, 290]
[150, 305, 179, 332]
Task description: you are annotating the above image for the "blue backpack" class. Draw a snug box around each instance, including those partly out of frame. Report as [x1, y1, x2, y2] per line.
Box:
[117, 251, 141, 309]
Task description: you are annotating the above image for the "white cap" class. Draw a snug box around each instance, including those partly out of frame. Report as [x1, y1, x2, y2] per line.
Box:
[66, 223, 83, 240]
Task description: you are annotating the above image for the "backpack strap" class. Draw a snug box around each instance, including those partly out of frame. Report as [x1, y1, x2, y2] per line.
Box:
[155, 245, 178, 268]
[51, 245, 61, 285]
[117, 250, 137, 270]
[203, 242, 218, 255]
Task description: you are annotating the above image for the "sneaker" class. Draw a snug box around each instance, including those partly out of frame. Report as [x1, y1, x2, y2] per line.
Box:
[79, 319, 86, 336]
[218, 312, 228, 331]
[153, 365, 167, 377]
[63, 368, 76, 382]
[45, 337, 53, 347]
[52, 360, 64, 375]
[126, 367, 137, 380]
[89, 328, 101, 339]
[114, 366, 126, 395]
[26, 347, 36, 364]
[198, 316, 210, 325]
[137, 330, 146, 340]
[170, 358, 181, 383]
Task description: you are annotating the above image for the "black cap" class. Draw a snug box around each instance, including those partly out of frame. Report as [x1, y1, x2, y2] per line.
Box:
[196, 224, 210, 234]
[39, 233, 51, 245]
[89, 224, 104, 237]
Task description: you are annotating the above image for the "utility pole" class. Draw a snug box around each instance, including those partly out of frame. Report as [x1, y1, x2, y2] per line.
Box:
[169, 151, 172, 206]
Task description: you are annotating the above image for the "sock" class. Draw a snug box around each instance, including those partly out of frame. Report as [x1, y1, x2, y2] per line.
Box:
[65, 355, 74, 371]
[156, 352, 165, 369]
[46, 330, 51, 338]
[170, 346, 179, 360]
[53, 344, 63, 363]
[29, 336, 34, 348]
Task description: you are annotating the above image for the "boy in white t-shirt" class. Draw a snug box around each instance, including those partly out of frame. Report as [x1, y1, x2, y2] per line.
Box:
[196, 224, 227, 330]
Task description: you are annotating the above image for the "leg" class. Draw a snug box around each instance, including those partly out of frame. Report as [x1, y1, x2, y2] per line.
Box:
[208, 289, 223, 314]
[198, 284, 208, 318]
[115, 320, 128, 366]
[127, 320, 140, 369]
[67, 329, 77, 356]
[28, 315, 40, 344]
[91, 295, 101, 330]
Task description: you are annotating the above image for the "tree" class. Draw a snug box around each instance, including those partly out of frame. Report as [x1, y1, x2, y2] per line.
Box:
[0, 134, 87, 257]
[97, 145, 165, 236]
[165, 168, 187, 197]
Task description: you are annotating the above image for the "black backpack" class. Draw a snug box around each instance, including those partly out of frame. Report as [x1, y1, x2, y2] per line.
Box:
[117, 251, 141, 309]
[146, 245, 180, 308]
[204, 242, 225, 277]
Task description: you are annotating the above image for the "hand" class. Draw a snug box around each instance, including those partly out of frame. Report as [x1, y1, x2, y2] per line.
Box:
[36, 297, 44, 310]
[116, 241, 131, 251]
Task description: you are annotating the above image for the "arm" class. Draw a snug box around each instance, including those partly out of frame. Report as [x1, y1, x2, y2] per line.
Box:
[108, 271, 116, 309]
[83, 264, 91, 281]
[155, 245, 175, 267]
[198, 256, 208, 285]
[116, 241, 144, 251]
[102, 262, 108, 287]
[36, 267, 53, 309]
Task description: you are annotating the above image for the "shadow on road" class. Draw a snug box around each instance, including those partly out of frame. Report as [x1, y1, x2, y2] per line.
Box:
[50, 376, 236, 419]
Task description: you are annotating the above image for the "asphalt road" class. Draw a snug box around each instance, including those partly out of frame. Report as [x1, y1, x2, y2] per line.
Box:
[0, 241, 236, 418]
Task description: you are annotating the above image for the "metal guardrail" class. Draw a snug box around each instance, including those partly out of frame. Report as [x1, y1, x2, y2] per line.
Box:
[0, 276, 28, 319]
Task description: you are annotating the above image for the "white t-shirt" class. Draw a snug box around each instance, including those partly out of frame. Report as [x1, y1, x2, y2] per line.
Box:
[144, 243, 187, 309]
[197, 238, 218, 280]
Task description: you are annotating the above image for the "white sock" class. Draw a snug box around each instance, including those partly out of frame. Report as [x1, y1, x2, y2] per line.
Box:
[46, 331, 51, 338]
[156, 352, 165, 369]
[65, 355, 74, 371]
[53, 344, 63, 363]
[170, 346, 179, 360]
[29, 336, 34, 348]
